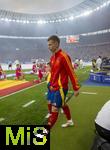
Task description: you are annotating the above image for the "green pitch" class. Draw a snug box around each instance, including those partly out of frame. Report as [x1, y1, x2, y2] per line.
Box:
[0, 67, 110, 150]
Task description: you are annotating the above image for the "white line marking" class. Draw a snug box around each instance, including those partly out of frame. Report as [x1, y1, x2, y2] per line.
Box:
[68, 91, 73, 94]
[22, 100, 35, 108]
[81, 92, 97, 95]
[45, 92, 47, 95]
[0, 81, 46, 101]
[0, 118, 5, 122]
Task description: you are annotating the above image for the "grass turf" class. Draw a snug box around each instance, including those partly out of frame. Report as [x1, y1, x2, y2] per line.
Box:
[51, 86, 110, 150]
[0, 66, 110, 149]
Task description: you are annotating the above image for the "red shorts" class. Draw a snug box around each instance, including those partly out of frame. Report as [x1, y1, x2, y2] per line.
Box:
[32, 69, 37, 73]
[38, 74, 43, 80]
[16, 73, 22, 79]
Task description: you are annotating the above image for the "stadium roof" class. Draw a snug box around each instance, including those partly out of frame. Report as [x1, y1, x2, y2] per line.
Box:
[0, 0, 86, 14]
[0, 0, 109, 22]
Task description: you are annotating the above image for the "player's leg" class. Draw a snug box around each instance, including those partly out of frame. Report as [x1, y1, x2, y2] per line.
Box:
[47, 90, 61, 129]
[15, 74, 20, 80]
[3, 72, 6, 80]
[60, 108, 64, 114]
[38, 75, 41, 82]
[40, 74, 43, 82]
[61, 89, 74, 127]
[21, 73, 25, 80]
[45, 89, 52, 118]
[48, 101, 52, 114]
[48, 105, 59, 129]
[45, 101, 52, 119]
[18, 73, 24, 80]
[0, 73, 2, 80]
[61, 104, 74, 127]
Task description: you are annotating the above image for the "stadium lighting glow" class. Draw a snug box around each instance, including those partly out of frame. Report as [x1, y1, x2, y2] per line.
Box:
[64, 18, 68, 21]
[1, 18, 4, 21]
[58, 19, 62, 22]
[8, 19, 12, 22]
[49, 20, 52, 23]
[75, 14, 81, 18]
[23, 20, 26, 24]
[96, 6, 100, 10]
[30, 21, 33, 23]
[37, 20, 46, 24]
[54, 20, 57, 22]
[5, 18, 9, 22]
[0, 0, 110, 24]
[82, 10, 92, 16]
[16, 20, 20, 23]
[61, 18, 65, 21]
[51, 20, 55, 23]
[101, 3, 107, 7]
[26, 20, 29, 24]
[69, 16, 75, 20]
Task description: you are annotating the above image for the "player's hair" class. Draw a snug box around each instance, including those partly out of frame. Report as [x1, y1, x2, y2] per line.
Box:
[47, 35, 60, 45]
[47, 62, 50, 65]
[47, 62, 51, 67]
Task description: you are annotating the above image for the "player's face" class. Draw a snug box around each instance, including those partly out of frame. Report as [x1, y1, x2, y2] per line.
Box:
[46, 64, 51, 72]
[48, 40, 59, 53]
[17, 64, 20, 68]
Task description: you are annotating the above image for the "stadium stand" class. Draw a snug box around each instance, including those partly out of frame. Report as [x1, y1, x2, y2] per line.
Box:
[0, 5, 110, 63]
[0, 38, 110, 63]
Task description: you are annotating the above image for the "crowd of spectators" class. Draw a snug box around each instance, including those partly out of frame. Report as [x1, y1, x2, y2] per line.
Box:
[0, 38, 110, 63]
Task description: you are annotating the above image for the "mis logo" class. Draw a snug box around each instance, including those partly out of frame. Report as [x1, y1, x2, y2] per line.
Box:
[0, 125, 50, 150]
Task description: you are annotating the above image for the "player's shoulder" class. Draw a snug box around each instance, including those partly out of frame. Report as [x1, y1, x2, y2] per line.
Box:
[60, 50, 70, 60]
[60, 49, 68, 55]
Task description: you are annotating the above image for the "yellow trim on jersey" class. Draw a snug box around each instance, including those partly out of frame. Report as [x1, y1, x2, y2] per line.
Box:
[61, 51, 79, 87]
[47, 72, 51, 83]
[58, 75, 65, 106]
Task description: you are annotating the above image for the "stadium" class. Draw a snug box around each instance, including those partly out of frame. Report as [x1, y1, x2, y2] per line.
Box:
[0, 0, 110, 149]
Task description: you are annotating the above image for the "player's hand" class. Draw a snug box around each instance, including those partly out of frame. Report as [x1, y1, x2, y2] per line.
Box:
[74, 90, 79, 97]
[49, 86, 54, 91]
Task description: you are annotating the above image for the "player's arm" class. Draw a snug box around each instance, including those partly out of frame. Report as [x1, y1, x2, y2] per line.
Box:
[62, 54, 80, 96]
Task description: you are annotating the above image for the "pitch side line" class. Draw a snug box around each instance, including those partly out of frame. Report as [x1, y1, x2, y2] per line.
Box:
[0, 118, 5, 122]
[68, 91, 97, 95]
[22, 100, 36, 108]
[81, 92, 97, 95]
[0, 81, 46, 101]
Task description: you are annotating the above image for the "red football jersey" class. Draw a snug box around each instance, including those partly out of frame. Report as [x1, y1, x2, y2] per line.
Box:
[50, 49, 80, 91]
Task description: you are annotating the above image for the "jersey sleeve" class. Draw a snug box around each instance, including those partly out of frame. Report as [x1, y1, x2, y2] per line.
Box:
[62, 53, 80, 91]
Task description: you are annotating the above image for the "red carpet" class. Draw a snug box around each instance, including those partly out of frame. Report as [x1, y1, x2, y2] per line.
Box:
[0, 81, 34, 96]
